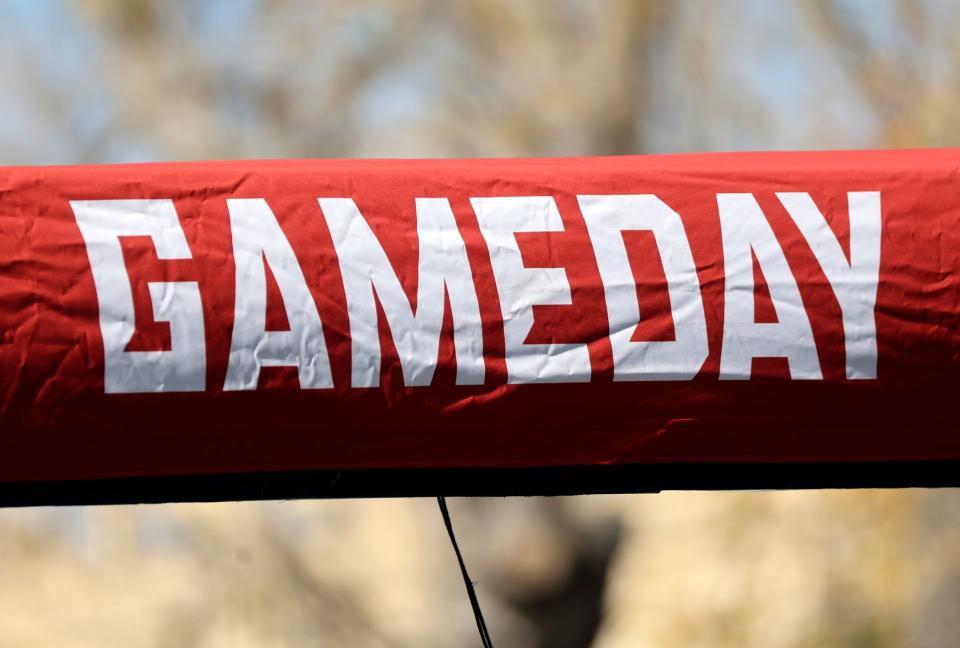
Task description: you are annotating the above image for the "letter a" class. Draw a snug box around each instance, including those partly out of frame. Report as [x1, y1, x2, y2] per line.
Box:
[717, 194, 822, 380]
[224, 199, 332, 390]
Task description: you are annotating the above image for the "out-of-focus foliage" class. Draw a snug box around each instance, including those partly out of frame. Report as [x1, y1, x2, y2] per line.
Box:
[0, 1, 958, 646]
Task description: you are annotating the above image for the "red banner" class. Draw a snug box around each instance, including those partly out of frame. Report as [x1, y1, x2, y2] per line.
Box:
[1, 150, 958, 491]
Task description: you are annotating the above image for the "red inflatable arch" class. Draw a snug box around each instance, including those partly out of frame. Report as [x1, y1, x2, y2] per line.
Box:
[1, 150, 958, 505]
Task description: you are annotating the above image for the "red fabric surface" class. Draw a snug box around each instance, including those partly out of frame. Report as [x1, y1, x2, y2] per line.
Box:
[0, 150, 958, 482]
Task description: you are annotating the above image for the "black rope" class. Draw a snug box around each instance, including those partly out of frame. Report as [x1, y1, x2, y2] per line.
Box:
[437, 496, 494, 648]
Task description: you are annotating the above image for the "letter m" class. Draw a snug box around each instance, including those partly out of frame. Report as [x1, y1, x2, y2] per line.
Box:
[320, 198, 484, 387]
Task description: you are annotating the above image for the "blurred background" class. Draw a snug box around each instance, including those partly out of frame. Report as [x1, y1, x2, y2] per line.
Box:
[0, 0, 959, 646]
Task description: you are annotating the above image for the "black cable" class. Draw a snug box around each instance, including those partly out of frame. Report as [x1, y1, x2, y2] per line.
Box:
[437, 496, 494, 648]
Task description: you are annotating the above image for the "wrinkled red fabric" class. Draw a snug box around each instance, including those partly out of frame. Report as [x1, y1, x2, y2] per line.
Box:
[0, 150, 958, 483]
